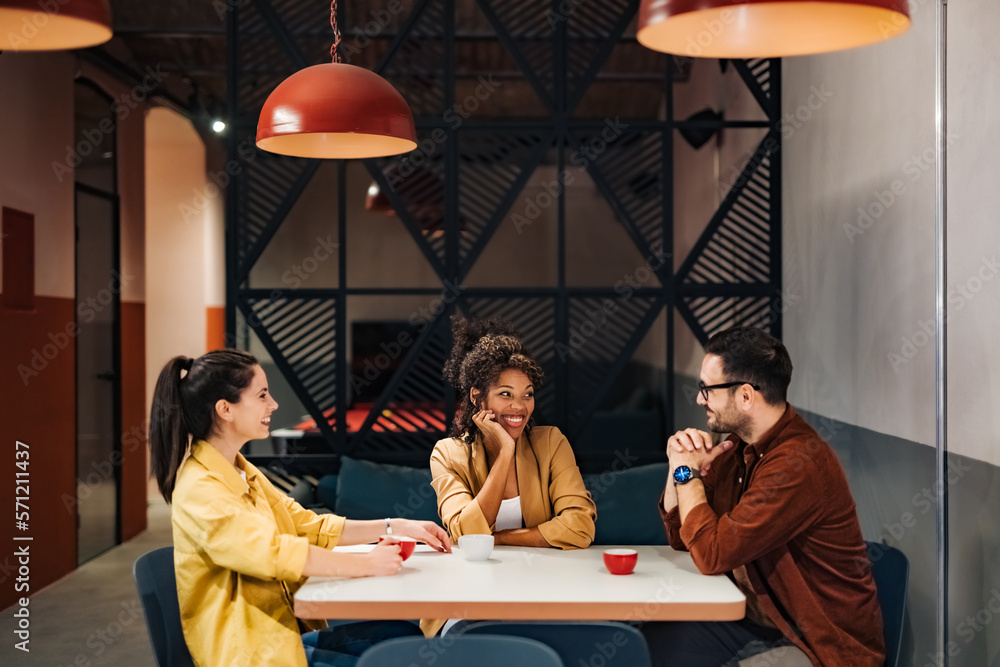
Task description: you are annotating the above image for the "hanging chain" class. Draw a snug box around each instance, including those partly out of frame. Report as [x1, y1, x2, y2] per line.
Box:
[330, 0, 342, 63]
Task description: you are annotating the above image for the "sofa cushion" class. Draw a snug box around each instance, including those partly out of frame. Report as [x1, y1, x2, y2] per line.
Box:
[334, 457, 441, 525]
[572, 412, 663, 474]
[315, 474, 339, 511]
[584, 462, 669, 545]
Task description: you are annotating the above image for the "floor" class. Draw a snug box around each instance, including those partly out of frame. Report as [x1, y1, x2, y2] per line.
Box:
[0, 498, 172, 667]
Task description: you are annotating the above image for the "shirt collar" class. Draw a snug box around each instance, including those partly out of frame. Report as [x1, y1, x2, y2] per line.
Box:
[736, 404, 796, 458]
[189, 440, 257, 496]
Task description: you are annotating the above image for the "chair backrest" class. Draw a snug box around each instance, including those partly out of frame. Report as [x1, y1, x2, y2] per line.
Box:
[464, 621, 651, 667]
[133, 547, 196, 667]
[356, 635, 565, 667]
[866, 541, 909, 667]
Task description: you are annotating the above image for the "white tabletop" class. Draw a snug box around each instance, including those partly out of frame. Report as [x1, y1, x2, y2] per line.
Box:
[295, 544, 745, 622]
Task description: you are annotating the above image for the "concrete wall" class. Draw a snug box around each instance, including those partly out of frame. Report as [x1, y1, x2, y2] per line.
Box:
[782, 1, 1000, 664]
[944, 1, 1000, 664]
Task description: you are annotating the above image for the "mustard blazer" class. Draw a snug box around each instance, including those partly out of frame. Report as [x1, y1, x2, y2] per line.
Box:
[421, 426, 597, 636]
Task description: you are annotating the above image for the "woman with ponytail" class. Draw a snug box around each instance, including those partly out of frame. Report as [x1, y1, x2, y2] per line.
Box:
[149, 350, 449, 667]
[422, 317, 596, 636]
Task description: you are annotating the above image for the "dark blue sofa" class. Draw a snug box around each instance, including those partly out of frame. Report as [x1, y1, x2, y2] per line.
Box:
[294, 456, 669, 546]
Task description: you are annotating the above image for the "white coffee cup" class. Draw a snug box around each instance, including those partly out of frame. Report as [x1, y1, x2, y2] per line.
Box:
[458, 534, 494, 561]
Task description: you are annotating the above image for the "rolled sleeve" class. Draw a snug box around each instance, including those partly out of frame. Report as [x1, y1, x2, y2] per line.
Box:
[535, 435, 595, 549]
[657, 491, 687, 551]
[273, 533, 310, 581]
[274, 490, 347, 549]
[174, 474, 311, 582]
[679, 452, 823, 575]
[430, 445, 492, 539]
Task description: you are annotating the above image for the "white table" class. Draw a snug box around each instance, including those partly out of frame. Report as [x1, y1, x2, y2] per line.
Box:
[295, 544, 745, 622]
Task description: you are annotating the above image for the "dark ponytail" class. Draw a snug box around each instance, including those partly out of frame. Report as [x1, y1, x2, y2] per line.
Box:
[149, 349, 258, 503]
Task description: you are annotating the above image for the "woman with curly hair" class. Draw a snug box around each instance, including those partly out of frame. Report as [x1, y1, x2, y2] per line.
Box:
[422, 317, 596, 635]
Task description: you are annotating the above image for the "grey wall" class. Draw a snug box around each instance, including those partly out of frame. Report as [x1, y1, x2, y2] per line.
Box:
[778, 0, 1000, 664]
[800, 409, 1000, 667]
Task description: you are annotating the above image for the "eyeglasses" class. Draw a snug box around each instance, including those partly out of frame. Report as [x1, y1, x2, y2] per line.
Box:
[697, 380, 760, 402]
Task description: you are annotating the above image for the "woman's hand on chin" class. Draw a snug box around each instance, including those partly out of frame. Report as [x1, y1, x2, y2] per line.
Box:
[473, 409, 515, 454]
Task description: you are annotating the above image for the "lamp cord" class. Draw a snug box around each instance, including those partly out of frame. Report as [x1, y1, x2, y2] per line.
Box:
[330, 0, 342, 63]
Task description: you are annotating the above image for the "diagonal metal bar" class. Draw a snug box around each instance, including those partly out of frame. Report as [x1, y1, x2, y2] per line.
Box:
[675, 129, 777, 282]
[565, 297, 665, 441]
[565, 0, 640, 113]
[373, 0, 434, 74]
[237, 159, 322, 284]
[365, 158, 450, 284]
[573, 130, 663, 272]
[731, 59, 775, 121]
[457, 130, 554, 280]
[250, 0, 310, 70]
[236, 296, 339, 452]
[347, 307, 454, 452]
[676, 297, 710, 346]
[472, 0, 557, 117]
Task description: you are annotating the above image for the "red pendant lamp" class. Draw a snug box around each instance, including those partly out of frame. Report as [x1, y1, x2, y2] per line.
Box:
[637, 0, 911, 58]
[0, 0, 111, 51]
[256, 0, 417, 159]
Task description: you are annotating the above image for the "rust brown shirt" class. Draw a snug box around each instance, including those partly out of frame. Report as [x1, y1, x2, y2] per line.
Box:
[660, 406, 884, 667]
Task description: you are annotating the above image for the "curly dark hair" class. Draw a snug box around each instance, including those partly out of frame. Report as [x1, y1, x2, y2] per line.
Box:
[443, 316, 544, 444]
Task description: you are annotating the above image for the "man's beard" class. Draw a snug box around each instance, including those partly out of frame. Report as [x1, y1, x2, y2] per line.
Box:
[706, 402, 750, 438]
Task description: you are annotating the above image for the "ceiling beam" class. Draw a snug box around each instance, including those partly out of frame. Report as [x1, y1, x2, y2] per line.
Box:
[79, 48, 196, 118]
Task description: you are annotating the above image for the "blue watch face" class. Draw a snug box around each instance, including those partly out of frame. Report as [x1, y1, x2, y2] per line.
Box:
[674, 465, 694, 484]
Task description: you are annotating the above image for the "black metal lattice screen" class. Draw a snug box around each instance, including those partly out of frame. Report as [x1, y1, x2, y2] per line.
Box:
[225, 0, 782, 470]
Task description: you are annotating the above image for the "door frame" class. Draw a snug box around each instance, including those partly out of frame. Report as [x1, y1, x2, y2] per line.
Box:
[74, 180, 123, 551]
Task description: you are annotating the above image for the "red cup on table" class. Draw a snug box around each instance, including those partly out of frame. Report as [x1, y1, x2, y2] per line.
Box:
[379, 535, 417, 561]
[603, 548, 638, 575]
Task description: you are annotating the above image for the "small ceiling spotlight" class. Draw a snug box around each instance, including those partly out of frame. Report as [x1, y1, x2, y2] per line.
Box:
[212, 120, 227, 134]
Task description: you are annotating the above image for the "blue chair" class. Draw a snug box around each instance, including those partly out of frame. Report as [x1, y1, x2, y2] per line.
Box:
[133, 547, 196, 667]
[356, 635, 564, 667]
[866, 541, 909, 667]
[464, 621, 651, 667]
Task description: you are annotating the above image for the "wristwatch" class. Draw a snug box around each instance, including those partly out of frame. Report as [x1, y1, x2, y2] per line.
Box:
[673, 465, 701, 485]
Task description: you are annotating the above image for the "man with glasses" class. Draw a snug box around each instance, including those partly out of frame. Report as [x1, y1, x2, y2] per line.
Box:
[639, 326, 883, 667]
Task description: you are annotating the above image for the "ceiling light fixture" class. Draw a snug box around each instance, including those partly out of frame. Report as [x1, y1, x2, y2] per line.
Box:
[212, 120, 227, 134]
[637, 0, 911, 58]
[0, 0, 112, 51]
[256, 0, 417, 159]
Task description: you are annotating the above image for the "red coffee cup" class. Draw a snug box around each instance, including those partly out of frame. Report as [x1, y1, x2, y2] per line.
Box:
[603, 548, 638, 575]
[380, 535, 417, 561]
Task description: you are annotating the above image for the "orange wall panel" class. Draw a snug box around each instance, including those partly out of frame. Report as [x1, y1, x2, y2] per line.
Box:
[0, 296, 77, 611]
[120, 301, 147, 540]
[206, 305, 226, 352]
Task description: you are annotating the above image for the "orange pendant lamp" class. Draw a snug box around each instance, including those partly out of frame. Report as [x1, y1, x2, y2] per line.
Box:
[0, 0, 111, 51]
[256, 0, 417, 159]
[637, 0, 911, 58]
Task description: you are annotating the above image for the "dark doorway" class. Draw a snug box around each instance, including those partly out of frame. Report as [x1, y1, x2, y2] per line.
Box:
[74, 80, 121, 564]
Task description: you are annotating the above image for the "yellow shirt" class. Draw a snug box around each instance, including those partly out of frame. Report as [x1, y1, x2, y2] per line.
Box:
[422, 426, 596, 636]
[171, 440, 346, 667]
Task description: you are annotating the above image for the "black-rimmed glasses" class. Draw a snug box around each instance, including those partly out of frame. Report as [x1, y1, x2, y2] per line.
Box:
[697, 380, 760, 402]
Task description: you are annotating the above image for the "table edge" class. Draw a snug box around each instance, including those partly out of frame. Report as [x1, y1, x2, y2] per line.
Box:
[295, 598, 746, 622]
